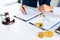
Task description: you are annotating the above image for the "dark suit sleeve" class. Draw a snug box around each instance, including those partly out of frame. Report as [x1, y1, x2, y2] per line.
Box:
[39, 0, 51, 6]
[44, 0, 51, 6]
[22, 0, 28, 5]
[22, 0, 37, 7]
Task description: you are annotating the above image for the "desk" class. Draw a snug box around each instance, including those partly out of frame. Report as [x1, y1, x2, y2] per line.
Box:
[0, 3, 60, 40]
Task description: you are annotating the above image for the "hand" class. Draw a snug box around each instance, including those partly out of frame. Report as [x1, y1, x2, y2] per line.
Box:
[21, 5, 27, 14]
[38, 4, 53, 12]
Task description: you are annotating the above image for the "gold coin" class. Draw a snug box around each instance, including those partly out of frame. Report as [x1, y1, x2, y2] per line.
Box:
[38, 31, 54, 38]
[46, 31, 54, 37]
[34, 22, 43, 28]
[38, 32, 44, 38]
[43, 31, 48, 36]
[43, 31, 54, 37]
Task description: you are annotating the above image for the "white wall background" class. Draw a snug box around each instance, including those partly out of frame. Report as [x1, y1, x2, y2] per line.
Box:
[50, 0, 59, 6]
[0, 0, 17, 6]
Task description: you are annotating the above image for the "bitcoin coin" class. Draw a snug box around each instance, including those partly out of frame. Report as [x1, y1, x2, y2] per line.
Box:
[43, 30, 54, 37]
[38, 31, 54, 38]
[34, 22, 43, 28]
[46, 31, 54, 37]
[38, 32, 44, 38]
[43, 31, 48, 36]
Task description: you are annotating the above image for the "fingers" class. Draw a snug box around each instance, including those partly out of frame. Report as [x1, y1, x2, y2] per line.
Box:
[38, 4, 45, 12]
[38, 4, 53, 12]
[21, 8, 26, 14]
[21, 5, 27, 14]
[39, 7, 45, 12]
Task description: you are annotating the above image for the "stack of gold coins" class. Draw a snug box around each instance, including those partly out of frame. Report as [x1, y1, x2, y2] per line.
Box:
[38, 30, 54, 38]
[34, 22, 43, 28]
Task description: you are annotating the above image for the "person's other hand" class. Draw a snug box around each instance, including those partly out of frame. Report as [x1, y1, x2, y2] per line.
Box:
[38, 4, 53, 12]
[21, 5, 27, 14]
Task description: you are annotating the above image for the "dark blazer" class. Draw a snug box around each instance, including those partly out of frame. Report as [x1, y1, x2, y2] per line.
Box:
[22, 0, 51, 7]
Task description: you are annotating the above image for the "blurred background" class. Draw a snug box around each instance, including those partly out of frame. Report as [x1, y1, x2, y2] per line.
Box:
[0, 0, 59, 7]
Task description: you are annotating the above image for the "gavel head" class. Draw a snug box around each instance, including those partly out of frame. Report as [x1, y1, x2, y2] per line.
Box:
[2, 12, 15, 25]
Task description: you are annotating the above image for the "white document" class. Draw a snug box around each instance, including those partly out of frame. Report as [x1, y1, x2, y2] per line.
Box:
[29, 12, 60, 30]
[15, 6, 42, 21]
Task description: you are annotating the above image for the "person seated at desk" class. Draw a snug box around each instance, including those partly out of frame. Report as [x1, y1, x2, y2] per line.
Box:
[21, 0, 51, 14]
